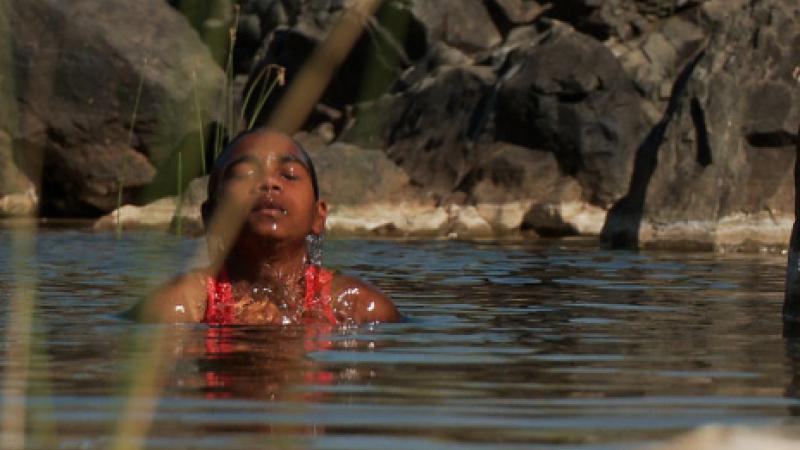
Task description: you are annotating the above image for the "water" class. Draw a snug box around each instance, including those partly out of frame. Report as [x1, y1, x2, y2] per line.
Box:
[1, 226, 800, 449]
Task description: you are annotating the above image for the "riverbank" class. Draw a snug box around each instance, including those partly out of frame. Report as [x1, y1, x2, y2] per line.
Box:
[1, 0, 797, 253]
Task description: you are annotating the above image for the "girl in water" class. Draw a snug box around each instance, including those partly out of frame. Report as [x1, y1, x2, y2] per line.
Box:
[129, 128, 400, 325]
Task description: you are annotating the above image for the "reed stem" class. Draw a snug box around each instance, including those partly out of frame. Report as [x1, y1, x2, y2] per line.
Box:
[191, 71, 207, 175]
[248, 69, 284, 131]
[116, 177, 123, 238]
[127, 61, 146, 149]
[117, 59, 147, 239]
[176, 151, 183, 237]
[1, 224, 37, 450]
[225, 5, 241, 135]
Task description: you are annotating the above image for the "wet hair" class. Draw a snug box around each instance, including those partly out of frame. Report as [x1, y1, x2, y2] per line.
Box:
[206, 128, 320, 202]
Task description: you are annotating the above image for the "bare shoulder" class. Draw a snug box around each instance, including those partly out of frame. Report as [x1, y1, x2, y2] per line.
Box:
[123, 269, 208, 323]
[331, 273, 401, 324]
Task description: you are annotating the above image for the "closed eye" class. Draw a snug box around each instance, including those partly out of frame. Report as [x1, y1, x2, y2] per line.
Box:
[280, 162, 304, 181]
[222, 157, 260, 182]
[281, 172, 299, 180]
[225, 166, 257, 181]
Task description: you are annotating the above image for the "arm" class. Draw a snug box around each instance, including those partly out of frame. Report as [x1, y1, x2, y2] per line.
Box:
[122, 271, 207, 323]
[332, 275, 401, 324]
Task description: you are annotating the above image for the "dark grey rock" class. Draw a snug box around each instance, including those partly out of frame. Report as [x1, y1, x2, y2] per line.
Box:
[495, 23, 652, 208]
[243, 0, 420, 128]
[541, 0, 647, 40]
[602, 0, 800, 249]
[409, 0, 503, 52]
[296, 132, 418, 206]
[340, 65, 498, 198]
[2, 0, 224, 216]
[384, 66, 497, 196]
[456, 141, 577, 205]
[483, 0, 547, 37]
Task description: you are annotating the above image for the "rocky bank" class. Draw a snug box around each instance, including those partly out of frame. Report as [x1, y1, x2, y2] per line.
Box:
[2, 0, 799, 250]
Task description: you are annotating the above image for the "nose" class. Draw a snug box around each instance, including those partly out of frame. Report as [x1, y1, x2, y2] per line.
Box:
[257, 168, 282, 193]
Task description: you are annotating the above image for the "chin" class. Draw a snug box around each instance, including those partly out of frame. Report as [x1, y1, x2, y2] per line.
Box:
[245, 221, 284, 238]
[243, 219, 307, 243]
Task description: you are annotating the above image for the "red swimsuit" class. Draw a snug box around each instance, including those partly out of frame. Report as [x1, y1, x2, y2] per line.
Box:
[204, 264, 337, 325]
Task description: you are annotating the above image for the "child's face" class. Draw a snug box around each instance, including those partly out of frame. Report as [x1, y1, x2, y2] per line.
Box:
[211, 131, 326, 243]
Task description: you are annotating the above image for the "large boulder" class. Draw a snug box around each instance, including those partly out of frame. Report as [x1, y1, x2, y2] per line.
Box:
[602, 0, 800, 251]
[648, 425, 798, 450]
[295, 132, 460, 237]
[408, 0, 502, 52]
[1, 0, 224, 216]
[613, 13, 708, 104]
[457, 141, 606, 235]
[486, 0, 548, 29]
[494, 22, 653, 208]
[240, 0, 504, 129]
[540, 0, 648, 40]
[342, 65, 497, 198]
[241, 0, 425, 129]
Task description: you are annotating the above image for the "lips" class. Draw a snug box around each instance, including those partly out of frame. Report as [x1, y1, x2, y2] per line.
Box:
[252, 197, 287, 216]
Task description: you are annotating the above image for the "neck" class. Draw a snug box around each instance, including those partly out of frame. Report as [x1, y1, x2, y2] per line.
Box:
[223, 237, 308, 284]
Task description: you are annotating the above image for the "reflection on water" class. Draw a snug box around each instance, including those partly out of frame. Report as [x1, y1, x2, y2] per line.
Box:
[1, 227, 800, 449]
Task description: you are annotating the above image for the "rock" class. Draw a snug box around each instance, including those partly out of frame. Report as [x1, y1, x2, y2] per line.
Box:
[42, 142, 158, 215]
[522, 201, 607, 236]
[243, 0, 420, 128]
[542, 0, 649, 40]
[94, 197, 179, 231]
[602, 0, 800, 251]
[495, 22, 653, 208]
[637, 0, 706, 18]
[327, 202, 498, 238]
[447, 204, 493, 236]
[243, 0, 504, 129]
[504, 25, 544, 48]
[94, 175, 207, 234]
[174, 175, 209, 230]
[344, 65, 497, 198]
[457, 142, 577, 205]
[386, 65, 497, 196]
[457, 141, 607, 236]
[642, 32, 678, 70]
[648, 425, 799, 450]
[0, 189, 38, 217]
[486, 0, 547, 27]
[238, 13, 263, 46]
[0, 131, 37, 215]
[3, 0, 224, 216]
[392, 41, 473, 92]
[408, 0, 503, 52]
[660, 16, 706, 59]
[295, 132, 421, 206]
[326, 202, 449, 237]
[618, 15, 707, 103]
[475, 201, 532, 231]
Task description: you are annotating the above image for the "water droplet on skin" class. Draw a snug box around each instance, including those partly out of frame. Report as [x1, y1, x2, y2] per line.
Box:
[367, 301, 376, 312]
[174, 304, 186, 314]
[306, 234, 324, 266]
